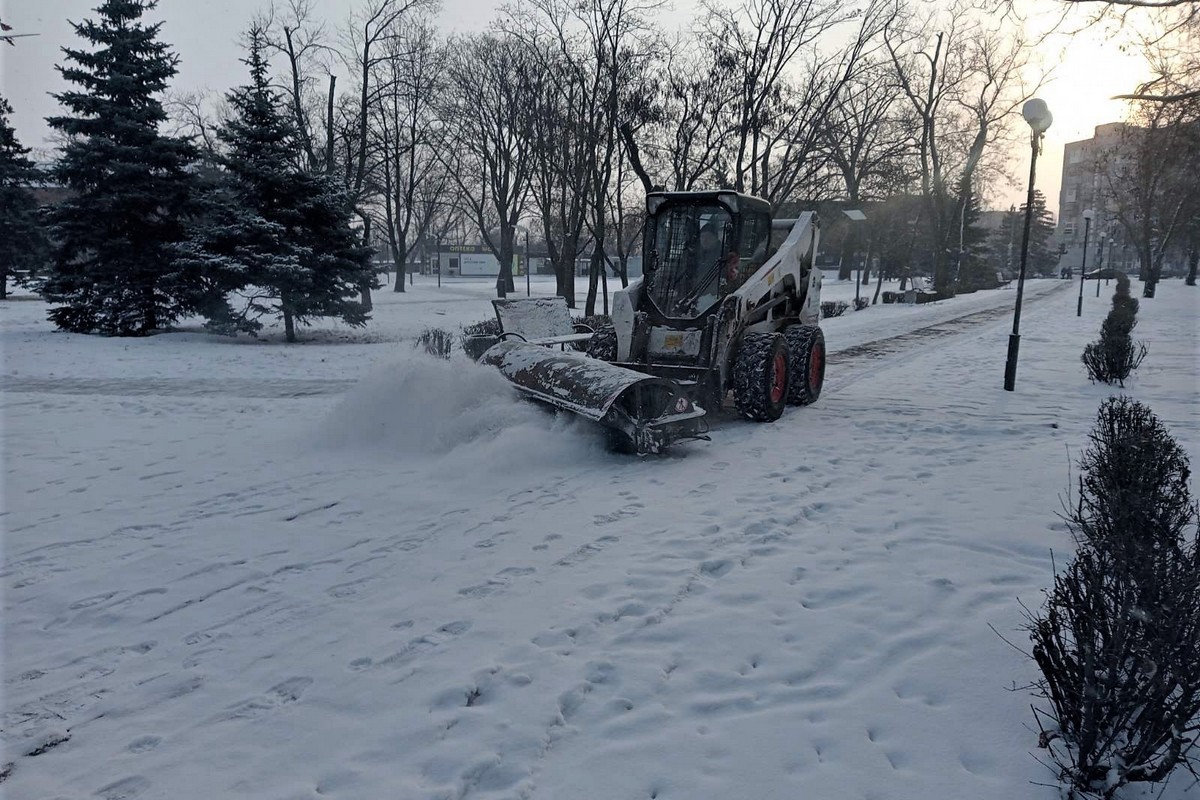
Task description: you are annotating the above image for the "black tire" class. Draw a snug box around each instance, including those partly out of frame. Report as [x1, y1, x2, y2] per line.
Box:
[586, 325, 617, 361]
[732, 332, 789, 422]
[784, 324, 825, 406]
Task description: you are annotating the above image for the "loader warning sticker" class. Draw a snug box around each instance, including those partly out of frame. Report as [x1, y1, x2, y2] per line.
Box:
[648, 328, 703, 357]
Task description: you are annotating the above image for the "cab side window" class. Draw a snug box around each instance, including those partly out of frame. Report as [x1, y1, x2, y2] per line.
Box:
[738, 212, 772, 274]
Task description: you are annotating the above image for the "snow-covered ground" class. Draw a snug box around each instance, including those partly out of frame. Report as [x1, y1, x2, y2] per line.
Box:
[3, 276, 1197, 800]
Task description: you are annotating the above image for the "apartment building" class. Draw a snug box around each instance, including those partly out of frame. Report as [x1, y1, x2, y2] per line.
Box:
[1057, 122, 1140, 274]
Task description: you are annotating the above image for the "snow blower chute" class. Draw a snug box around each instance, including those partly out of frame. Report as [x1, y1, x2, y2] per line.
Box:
[471, 190, 825, 454]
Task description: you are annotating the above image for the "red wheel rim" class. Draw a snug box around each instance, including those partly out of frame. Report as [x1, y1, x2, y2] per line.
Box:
[770, 351, 787, 404]
[809, 342, 824, 390]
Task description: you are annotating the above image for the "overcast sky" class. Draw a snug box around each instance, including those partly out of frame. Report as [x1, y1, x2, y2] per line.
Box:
[1, 0, 1151, 213]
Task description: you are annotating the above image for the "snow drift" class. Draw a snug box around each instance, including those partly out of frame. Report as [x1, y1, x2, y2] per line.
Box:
[312, 353, 601, 471]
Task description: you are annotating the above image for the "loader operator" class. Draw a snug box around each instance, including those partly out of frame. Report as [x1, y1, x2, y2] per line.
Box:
[697, 222, 723, 270]
[680, 220, 727, 314]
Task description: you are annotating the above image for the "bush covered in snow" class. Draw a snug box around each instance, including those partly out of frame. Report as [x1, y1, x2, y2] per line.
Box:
[821, 300, 850, 318]
[1082, 276, 1147, 386]
[416, 327, 455, 359]
[462, 317, 501, 337]
[1029, 397, 1200, 799]
[573, 314, 611, 331]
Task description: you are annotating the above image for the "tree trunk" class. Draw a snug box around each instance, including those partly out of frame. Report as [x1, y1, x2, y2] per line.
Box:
[360, 277, 374, 310]
[585, 249, 602, 317]
[1144, 252, 1162, 298]
[497, 227, 516, 298]
[619, 123, 654, 195]
[505, 227, 516, 294]
[1186, 248, 1197, 286]
[393, 228, 407, 294]
[872, 260, 885, 304]
[325, 74, 337, 176]
[557, 237, 578, 309]
[142, 284, 158, 333]
[838, 228, 854, 281]
[359, 214, 374, 310]
[931, 247, 951, 297]
[600, 257, 609, 316]
[585, 210, 607, 316]
[1, 265, 7, 300]
[284, 306, 296, 343]
[858, 241, 873, 297]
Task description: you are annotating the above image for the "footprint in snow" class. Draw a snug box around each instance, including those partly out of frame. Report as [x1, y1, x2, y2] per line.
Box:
[68, 591, 120, 610]
[127, 736, 161, 754]
[217, 676, 313, 721]
[95, 775, 151, 799]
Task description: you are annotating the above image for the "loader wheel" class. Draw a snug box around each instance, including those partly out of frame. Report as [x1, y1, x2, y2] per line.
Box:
[732, 332, 789, 422]
[784, 324, 825, 405]
[586, 325, 617, 361]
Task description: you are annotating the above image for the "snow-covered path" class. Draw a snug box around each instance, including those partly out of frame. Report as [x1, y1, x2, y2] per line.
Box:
[4, 280, 1196, 800]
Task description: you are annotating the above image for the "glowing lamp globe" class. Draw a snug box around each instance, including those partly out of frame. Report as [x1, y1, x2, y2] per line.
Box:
[1022, 99, 1053, 133]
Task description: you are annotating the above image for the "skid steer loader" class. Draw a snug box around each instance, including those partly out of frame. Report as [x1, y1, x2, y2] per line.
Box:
[475, 190, 825, 454]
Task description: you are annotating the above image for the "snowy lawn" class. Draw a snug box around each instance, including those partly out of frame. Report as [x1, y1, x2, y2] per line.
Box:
[2, 272, 1054, 390]
[3, 277, 1197, 799]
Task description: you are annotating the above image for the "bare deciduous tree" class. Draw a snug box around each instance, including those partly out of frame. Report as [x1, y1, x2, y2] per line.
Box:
[441, 33, 539, 297]
[702, 0, 852, 197]
[266, 0, 337, 174]
[1096, 99, 1200, 296]
[502, 5, 597, 307]
[371, 16, 446, 293]
[885, 3, 1036, 295]
[821, 56, 914, 279]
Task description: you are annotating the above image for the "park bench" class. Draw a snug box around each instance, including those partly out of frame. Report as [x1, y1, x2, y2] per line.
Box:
[492, 296, 596, 350]
[881, 276, 940, 304]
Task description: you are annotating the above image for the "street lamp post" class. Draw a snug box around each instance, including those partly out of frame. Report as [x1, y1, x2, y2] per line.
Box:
[526, 227, 531, 297]
[1105, 228, 1114, 286]
[1077, 209, 1093, 317]
[1096, 231, 1106, 297]
[843, 209, 867, 306]
[1004, 98, 1053, 392]
[436, 236, 442, 288]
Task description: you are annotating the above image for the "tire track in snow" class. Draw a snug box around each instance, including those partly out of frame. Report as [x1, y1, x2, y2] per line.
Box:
[821, 282, 1071, 397]
[2, 375, 354, 398]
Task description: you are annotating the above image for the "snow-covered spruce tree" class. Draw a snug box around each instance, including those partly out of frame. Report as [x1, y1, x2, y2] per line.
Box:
[0, 95, 48, 300]
[1029, 398, 1200, 799]
[41, 0, 202, 335]
[175, 26, 372, 342]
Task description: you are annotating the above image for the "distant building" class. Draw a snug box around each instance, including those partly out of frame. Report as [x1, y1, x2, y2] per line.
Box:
[1057, 123, 1140, 274]
[427, 245, 642, 279]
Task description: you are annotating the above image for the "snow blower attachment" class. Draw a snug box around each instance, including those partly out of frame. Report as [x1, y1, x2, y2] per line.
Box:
[478, 341, 707, 454]
[472, 190, 825, 454]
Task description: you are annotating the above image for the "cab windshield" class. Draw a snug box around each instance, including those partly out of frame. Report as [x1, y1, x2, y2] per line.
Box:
[645, 203, 732, 318]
